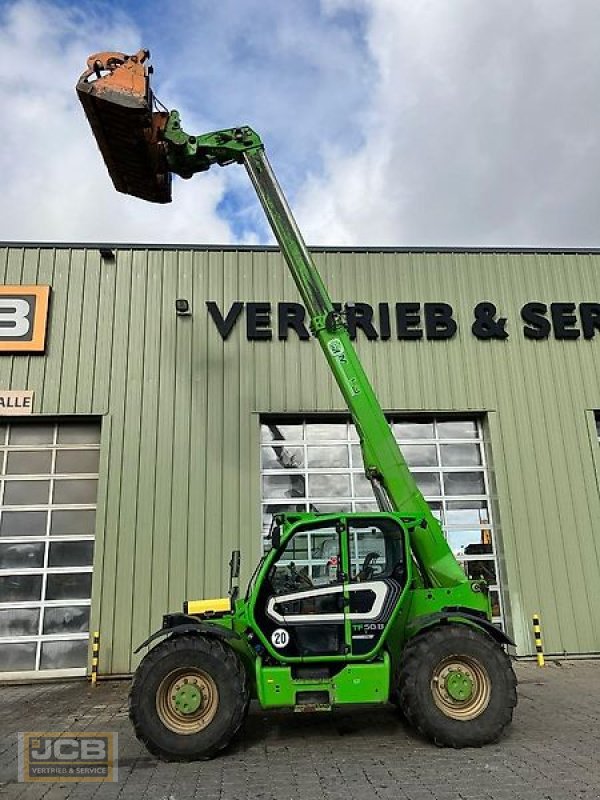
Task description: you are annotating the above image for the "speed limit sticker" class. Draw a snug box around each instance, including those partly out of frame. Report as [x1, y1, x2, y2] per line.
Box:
[271, 628, 290, 648]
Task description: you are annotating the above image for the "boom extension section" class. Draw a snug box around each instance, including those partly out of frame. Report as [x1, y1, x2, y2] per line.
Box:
[77, 52, 474, 591]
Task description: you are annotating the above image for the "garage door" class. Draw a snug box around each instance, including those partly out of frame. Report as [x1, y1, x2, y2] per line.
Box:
[0, 421, 100, 678]
[260, 416, 504, 628]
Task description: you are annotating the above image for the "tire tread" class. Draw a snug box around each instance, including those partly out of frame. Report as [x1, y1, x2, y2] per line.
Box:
[397, 624, 517, 747]
[129, 634, 249, 761]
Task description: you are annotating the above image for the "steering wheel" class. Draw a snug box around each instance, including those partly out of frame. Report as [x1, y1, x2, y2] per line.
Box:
[286, 562, 314, 591]
[357, 551, 380, 582]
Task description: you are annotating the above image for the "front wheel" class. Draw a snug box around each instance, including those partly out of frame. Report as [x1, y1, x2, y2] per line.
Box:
[398, 624, 517, 747]
[129, 635, 249, 761]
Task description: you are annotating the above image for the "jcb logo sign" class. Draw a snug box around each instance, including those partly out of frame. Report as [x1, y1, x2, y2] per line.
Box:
[0, 286, 50, 352]
[18, 732, 118, 782]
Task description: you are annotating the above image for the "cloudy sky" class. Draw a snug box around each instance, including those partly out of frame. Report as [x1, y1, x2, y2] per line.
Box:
[0, 0, 599, 247]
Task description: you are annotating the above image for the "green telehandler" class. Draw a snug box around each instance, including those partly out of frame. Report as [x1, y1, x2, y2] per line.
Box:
[77, 49, 517, 760]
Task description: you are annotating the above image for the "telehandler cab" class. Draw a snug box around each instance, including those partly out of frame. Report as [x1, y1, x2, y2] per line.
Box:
[77, 50, 517, 761]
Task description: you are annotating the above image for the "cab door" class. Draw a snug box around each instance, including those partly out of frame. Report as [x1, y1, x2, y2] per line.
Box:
[255, 518, 351, 659]
[346, 516, 407, 655]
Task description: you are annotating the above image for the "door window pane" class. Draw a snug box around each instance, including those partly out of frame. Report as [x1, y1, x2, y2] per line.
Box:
[415, 472, 441, 496]
[307, 446, 349, 468]
[260, 446, 304, 471]
[351, 528, 385, 579]
[262, 475, 306, 500]
[9, 424, 53, 445]
[440, 444, 481, 467]
[45, 572, 92, 601]
[261, 423, 302, 442]
[50, 510, 96, 536]
[393, 421, 434, 439]
[48, 541, 94, 568]
[271, 523, 341, 592]
[5, 451, 52, 475]
[0, 642, 37, 671]
[3, 480, 50, 506]
[278, 530, 310, 562]
[43, 606, 90, 635]
[0, 541, 45, 569]
[57, 424, 101, 445]
[0, 574, 42, 602]
[40, 640, 87, 669]
[0, 510, 47, 537]
[349, 519, 404, 581]
[308, 474, 350, 498]
[53, 479, 98, 505]
[437, 420, 478, 439]
[350, 445, 364, 468]
[445, 500, 490, 527]
[447, 530, 493, 558]
[55, 450, 100, 474]
[443, 471, 486, 496]
[0, 608, 39, 637]
[305, 423, 346, 440]
[401, 444, 438, 467]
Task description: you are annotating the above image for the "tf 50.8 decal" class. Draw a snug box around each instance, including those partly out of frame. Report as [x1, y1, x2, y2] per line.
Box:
[271, 628, 290, 649]
[0, 286, 51, 352]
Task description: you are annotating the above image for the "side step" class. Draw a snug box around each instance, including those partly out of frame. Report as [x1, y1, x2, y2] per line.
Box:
[294, 690, 331, 713]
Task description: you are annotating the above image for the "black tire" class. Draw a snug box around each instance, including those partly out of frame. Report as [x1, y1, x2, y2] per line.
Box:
[389, 665, 405, 718]
[129, 634, 249, 761]
[398, 624, 517, 747]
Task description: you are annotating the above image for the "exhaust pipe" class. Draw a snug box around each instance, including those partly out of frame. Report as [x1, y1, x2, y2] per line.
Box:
[76, 49, 172, 203]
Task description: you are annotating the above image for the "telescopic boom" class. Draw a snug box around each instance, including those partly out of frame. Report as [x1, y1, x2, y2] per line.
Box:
[77, 52, 472, 589]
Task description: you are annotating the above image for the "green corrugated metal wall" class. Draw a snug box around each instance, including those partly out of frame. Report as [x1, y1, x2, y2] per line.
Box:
[1, 245, 599, 671]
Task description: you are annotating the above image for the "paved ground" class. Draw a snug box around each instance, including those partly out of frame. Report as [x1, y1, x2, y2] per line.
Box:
[0, 660, 599, 800]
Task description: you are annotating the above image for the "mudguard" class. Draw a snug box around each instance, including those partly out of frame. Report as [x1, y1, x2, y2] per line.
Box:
[134, 612, 239, 653]
[406, 608, 515, 647]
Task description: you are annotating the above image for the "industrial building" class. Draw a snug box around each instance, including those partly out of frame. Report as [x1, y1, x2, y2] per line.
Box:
[0, 243, 599, 680]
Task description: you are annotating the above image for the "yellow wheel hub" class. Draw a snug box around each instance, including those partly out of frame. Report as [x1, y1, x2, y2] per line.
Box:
[431, 655, 491, 720]
[156, 669, 219, 734]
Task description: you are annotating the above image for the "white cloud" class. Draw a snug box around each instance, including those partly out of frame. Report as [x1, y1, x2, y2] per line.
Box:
[3, 0, 600, 248]
[0, 1, 234, 243]
[295, 0, 600, 247]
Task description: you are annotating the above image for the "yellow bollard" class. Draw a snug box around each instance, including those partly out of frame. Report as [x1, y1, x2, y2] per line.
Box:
[91, 631, 100, 686]
[532, 614, 545, 667]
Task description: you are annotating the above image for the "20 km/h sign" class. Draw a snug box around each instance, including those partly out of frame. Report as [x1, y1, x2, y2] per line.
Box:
[0, 286, 50, 352]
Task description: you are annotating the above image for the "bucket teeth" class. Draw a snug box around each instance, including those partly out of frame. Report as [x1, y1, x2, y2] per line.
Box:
[76, 50, 172, 204]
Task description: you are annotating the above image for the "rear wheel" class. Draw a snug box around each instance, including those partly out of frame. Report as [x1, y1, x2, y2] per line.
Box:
[129, 635, 249, 761]
[398, 624, 517, 747]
